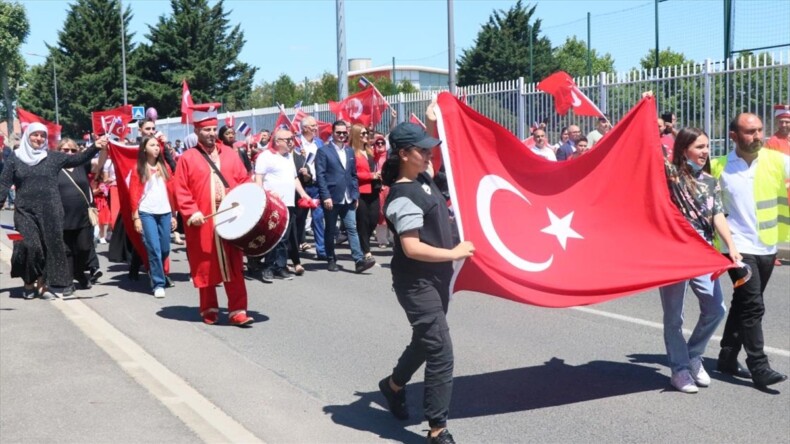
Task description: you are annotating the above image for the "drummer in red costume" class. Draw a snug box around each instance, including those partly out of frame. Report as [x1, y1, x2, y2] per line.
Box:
[174, 103, 254, 326]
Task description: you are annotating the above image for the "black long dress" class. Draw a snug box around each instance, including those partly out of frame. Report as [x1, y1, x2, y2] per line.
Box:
[58, 163, 94, 287]
[0, 147, 99, 287]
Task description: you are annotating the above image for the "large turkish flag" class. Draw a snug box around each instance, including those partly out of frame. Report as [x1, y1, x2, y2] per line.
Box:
[108, 139, 149, 269]
[329, 87, 389, 128]
[435, 92, 733, 307]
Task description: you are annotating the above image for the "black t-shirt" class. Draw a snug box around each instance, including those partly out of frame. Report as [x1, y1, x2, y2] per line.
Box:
[384, 172, 454, 292]
[58, 163, 92, 230]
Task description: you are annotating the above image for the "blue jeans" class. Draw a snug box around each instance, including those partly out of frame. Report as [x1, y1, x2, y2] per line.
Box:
[323, 202, 363, 263]
[306, 186, 325, 257]
[139, 212, 171, 291]
[659, 273, 727, 374]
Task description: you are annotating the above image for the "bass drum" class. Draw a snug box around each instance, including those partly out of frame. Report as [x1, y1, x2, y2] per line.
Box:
[214, 183, 289, 257]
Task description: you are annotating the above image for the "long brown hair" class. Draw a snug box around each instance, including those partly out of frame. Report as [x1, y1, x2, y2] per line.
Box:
[350, 123, 373, 158]
[671, 127, 709, 194]
[136, 136, 170, 183]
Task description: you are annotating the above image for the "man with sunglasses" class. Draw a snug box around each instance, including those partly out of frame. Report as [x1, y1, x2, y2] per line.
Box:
[315, 121, 376, 272]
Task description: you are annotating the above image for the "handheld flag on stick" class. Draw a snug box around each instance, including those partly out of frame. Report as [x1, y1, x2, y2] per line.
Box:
[181, 79, 194, 124]
[537, 71, 604, 118]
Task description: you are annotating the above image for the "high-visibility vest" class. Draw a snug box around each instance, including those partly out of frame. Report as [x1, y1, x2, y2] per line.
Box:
[711, 149, 789, 247]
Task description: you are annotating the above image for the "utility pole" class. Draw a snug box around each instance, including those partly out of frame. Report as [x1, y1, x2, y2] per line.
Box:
[447, 0, 456, 94]
[120, 0, 128, 105]
[336, 0, 348, 99]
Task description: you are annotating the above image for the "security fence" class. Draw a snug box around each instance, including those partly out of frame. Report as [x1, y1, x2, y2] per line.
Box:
[154, 51, 789, 157]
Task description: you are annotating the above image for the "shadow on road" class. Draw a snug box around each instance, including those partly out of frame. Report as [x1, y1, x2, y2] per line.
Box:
[324, 357, 665, 441]
[155, 305, 270, 325]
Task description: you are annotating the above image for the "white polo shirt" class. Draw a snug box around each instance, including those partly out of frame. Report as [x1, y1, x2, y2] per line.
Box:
[718, 150, 790, 255]
[255, 149, 297, 207]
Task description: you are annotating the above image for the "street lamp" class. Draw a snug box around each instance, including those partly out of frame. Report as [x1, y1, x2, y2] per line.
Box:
[26, 52, 59, 125]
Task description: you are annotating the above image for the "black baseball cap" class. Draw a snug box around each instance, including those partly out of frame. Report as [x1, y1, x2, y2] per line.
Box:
[388, 122, 441, 150]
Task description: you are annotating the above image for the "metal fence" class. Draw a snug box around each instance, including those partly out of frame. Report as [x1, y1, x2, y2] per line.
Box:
[154, 51, 789, 156]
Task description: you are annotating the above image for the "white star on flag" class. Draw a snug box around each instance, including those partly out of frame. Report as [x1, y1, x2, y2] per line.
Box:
[540, 209, 584, 250]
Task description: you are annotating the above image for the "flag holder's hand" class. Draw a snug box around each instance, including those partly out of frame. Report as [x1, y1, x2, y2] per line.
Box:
[451, 241, 475, 260]
[94, 135, 109, 150]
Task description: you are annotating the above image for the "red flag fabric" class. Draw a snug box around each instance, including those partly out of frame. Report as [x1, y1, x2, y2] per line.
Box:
[107, 139, 150, 269]
[225, 114, 235, 128]
[434, 92, 733, 308]
[317, 119, 333, 142]
[0, 133, 4, 148]
[267, 109, 293, 150]
[16, 108, 62, 147]
[92, 105, 133, 139]
[409, 113, 427, 129]
[328, 87, 388, 127]
[181, 79, 194, 124]
[537, 71, 604, 118]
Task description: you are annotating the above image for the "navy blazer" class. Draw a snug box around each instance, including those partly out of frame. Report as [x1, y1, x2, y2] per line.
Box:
[556, 141, 575, 161]
[315, 141, 359, 203]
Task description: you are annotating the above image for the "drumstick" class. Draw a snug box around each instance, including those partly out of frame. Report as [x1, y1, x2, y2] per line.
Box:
[203, 202, 240, 220]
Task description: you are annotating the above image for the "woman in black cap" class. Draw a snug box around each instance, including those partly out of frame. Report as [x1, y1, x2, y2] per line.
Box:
[378, 122, 475, 444]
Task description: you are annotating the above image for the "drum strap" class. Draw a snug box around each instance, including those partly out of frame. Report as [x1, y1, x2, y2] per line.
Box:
[198, 148, 230, 189]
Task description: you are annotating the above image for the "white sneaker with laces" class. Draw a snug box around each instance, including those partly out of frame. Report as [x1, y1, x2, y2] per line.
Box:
[689, 357, 711, 387]
[154, 288, 165, 298]
[671, 370, 699, 393]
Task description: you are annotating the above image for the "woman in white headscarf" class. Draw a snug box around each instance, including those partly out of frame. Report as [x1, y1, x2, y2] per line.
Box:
[0, 123, 108, 299]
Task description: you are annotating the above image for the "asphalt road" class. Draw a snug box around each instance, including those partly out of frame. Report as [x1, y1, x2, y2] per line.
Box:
[1, 209, 788, 443]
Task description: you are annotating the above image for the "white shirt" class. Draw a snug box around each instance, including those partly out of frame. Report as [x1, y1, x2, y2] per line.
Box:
[330, 141, 351, 204]
[300, 136, 319, 179]
[531, 145, 557, 161]
[255, 149, 297, 207]
[138, 173, 172, 215]
[718, 150, 790, 255]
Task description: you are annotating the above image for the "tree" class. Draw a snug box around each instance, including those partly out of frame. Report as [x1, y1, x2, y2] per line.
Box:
[348, 76, 419, 96]
[0, 1, 29, 134]
[310, 72, 339, 104]
[271, 74, 299, 108]
[639, 48, 693, 70]
[457, 0, 556, 86]
[553, 36, 615, 78]
[133, 0, 256, 116]
[19, 0, 136, 136]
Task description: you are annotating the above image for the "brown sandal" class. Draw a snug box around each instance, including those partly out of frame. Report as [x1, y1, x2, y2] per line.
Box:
[294, 264, 305, 276]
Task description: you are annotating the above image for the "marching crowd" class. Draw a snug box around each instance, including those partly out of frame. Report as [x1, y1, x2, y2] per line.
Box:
[0, 97, 788, 444]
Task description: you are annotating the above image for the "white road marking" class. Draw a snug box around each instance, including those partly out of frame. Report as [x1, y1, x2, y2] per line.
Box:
[573, 306, 790, 358]
[53, 299, 264, 444]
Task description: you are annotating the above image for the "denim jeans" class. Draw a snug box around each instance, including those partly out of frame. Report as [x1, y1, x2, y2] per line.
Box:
[139, 212, 171, 291]
[659, 273, 726, 374]
[306, 186, 325, 257]
[323, 202, 363, 263]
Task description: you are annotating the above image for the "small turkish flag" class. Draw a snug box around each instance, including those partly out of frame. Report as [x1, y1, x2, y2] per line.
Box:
[538, 71, 604, 118]
[92, 105, 133, 139]
[329, 87, 389, 127]
[435, 92, 733, 307]
[409, 113, 426, 129]
[181, 79, 194, 124]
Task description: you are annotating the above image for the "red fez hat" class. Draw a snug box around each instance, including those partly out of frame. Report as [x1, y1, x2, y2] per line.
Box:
[190, 103, 221, 128]
[774, 104, 790, 119]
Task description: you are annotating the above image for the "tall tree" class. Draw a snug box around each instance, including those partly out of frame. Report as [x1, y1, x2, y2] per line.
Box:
[0, 0, 29, 134]
[639, 48, 693, 70]
[553, 36, 615, 78]
[457, 0, 555, 86]
[19, 0, 136, 136]
[133, 0, 256, 116]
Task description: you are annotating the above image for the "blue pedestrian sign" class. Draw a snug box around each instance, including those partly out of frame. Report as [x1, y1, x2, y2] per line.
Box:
[132, 106, 145, 121]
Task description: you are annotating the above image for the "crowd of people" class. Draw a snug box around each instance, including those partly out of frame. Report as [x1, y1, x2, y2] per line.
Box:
[0, 98, 788, 444]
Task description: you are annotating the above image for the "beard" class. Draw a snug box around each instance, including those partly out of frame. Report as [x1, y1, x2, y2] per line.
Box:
[739, 138, 763, 153]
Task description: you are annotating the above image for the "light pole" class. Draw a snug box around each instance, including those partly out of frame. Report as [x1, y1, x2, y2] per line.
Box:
[120, 0, 128, 105]
[27, 52, 59, 125]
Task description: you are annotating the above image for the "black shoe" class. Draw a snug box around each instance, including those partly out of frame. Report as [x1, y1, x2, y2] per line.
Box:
[752, 368, 788, 388]
[427, 429, 456, 444]
[378, 377, 409, 420]
[89, 269, 103, 284]
[355, 256, 376, 273]
[273, 269, 293, 280]
[327, 260, 339, 272]
[246, 259, 263, 272]
[316, 254, 328, 261]
[717, 349, 752, 379]
[61, 285, 77, 300]
[128, 270, 140, 281]
[261, 269, 274, 283]
[165, 276, 175, 288]
[77, 279, 92, 290]
[23, 288, 37, 300]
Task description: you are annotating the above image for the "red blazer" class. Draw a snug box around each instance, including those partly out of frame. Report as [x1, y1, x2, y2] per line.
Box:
[355, 152, 375, 195]
[128, 163, 177, 215]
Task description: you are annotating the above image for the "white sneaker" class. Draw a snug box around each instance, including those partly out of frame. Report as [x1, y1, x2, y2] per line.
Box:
[99, 238, 107, 244]
[671, 370, 699, 393]
[153, 288, 165, 298]
[690, 357, 711, 387]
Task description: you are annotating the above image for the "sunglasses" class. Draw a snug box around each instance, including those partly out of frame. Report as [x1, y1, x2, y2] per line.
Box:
[374, 140, 386, 146]
[62, 148, 78, 153]
[276, 137, 295, 143]
[334, 131, 348, 136]
[360, 131, 369, 136]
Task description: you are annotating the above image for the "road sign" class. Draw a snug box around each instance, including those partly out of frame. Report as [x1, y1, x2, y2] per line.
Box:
[132, 106, 145, 121]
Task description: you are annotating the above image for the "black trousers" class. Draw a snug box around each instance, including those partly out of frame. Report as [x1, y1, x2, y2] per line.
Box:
[391, 278, 454, 429]
[295, 205, 308, 245]
[63, 226, 93, 286]
[356, 192, 380, 255]
[265, 206, 299, 270]
[720, 253, 776, 371]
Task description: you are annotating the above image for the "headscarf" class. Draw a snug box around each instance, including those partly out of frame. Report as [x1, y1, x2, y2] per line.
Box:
[184, 133, 198, 150]
[15, 122, 49, 166]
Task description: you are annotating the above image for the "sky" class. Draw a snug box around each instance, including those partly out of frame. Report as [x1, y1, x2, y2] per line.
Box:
[18, 0, 790, 87]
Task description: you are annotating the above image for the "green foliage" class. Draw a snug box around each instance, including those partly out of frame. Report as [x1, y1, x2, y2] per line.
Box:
[310, 72, 339, 104]
[0, 0, 30, 128]
[271, 74, 299, 108]
[132, 0, 256, 116]
[348, 76, 419, 96]
[553, 36, 615, 78]
[457, 0, 556, 86]
[19, 0, 136, 136]
[639, 48, 693, 70]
